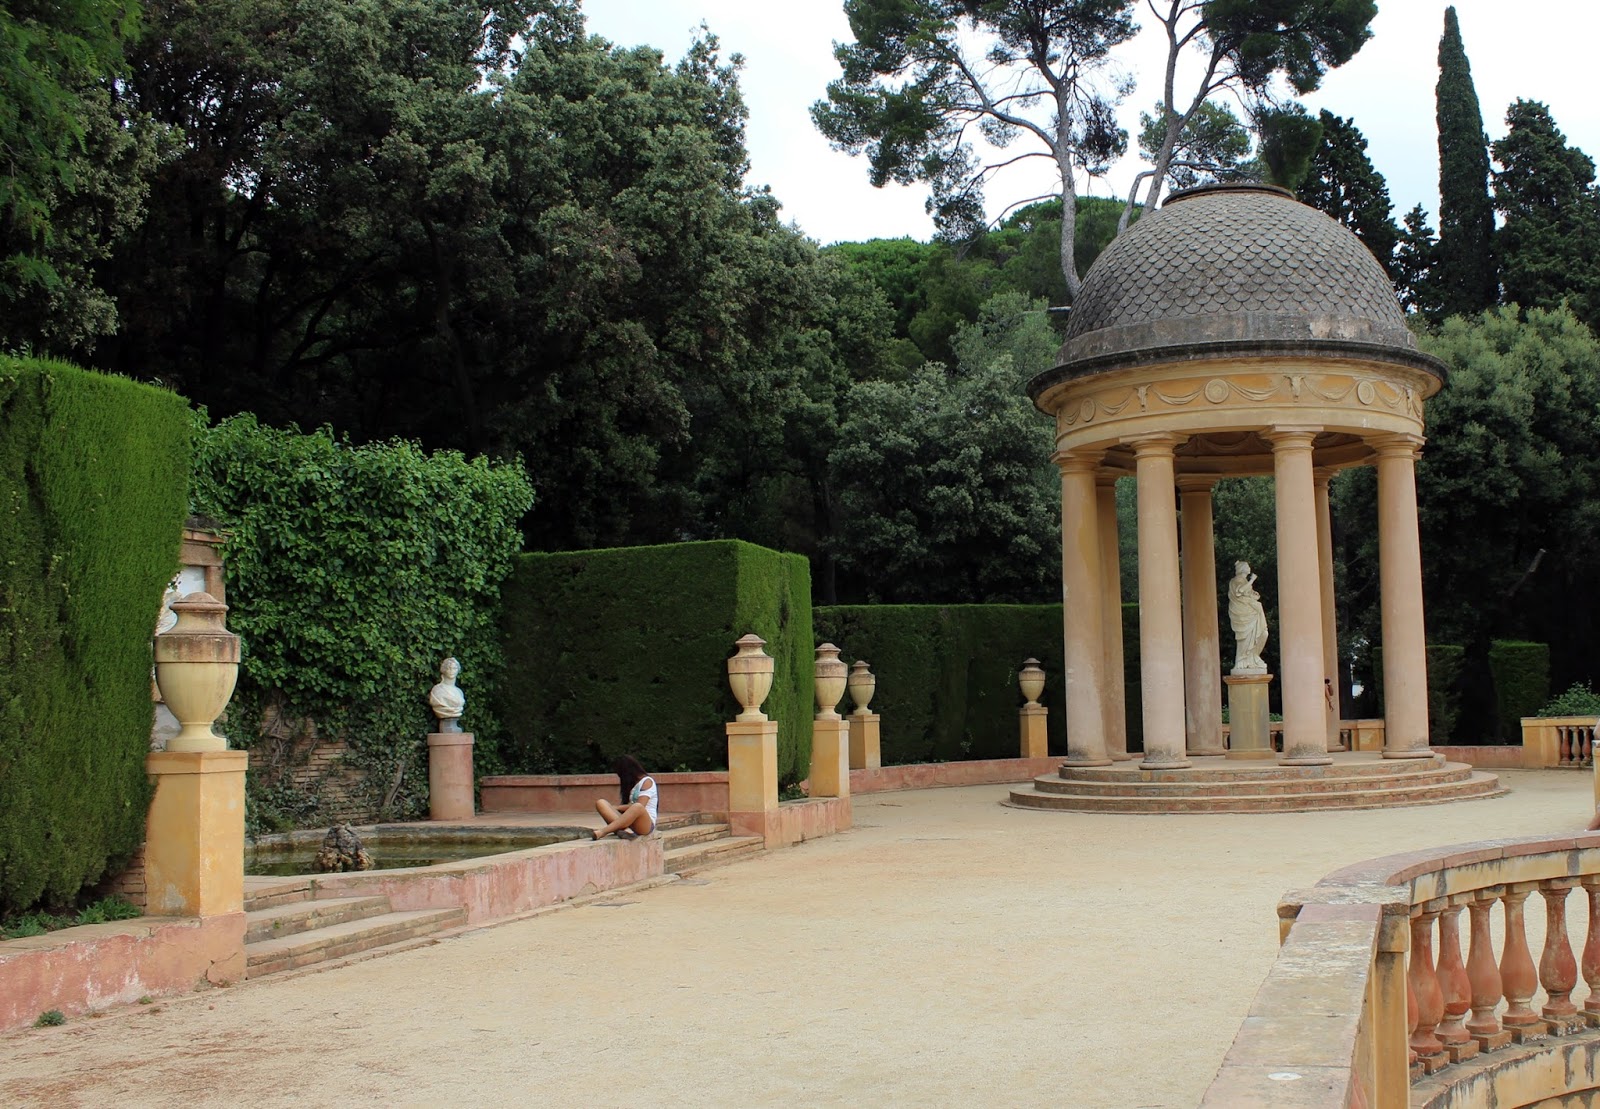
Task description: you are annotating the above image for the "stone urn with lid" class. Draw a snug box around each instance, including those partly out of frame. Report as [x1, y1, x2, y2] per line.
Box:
[154, 591, 241, 753]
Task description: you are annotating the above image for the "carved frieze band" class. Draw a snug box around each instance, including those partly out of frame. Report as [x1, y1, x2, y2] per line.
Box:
[1058, 372, 1423, 429]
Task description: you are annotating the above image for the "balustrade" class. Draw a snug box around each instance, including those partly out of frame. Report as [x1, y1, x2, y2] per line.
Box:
[1205, 835, 1600, 1106]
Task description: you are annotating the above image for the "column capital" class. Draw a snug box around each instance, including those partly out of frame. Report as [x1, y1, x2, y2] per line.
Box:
[1312, 465, 1339, 487]
[1370, 432, 1425, 460]
[1175, 473, 1219, 494]
[1095, 470, 1124, 489]
[1267, 427, 1321, 452]
[1128, 433, 1180, 458]
[1052, 448, 1105, 475]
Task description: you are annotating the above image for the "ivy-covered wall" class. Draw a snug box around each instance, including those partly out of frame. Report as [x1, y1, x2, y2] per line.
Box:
[190, 415, 533, 828]
[497, 540, 814, 785]
[0, 357, 191, 915]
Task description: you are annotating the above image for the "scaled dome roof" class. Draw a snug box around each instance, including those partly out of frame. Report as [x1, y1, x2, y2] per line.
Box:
[1030, 183, 1440, 399]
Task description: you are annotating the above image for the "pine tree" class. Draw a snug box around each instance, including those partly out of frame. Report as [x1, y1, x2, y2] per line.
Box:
[1302, 110, 1401, 276]
[1434, 6, 1497, 317]
[1493, 99, 1600, 332]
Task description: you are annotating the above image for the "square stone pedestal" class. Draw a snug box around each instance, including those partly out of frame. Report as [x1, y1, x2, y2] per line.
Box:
[1019, 704, 1048, 758]
[727, 718, 780, 846]
[848, 712, 881, 770]
[1224, 673, 1275, 761]
[144, 749, 248, 917]
[427, 731, 475, 820]
[810, 717, 849, 798]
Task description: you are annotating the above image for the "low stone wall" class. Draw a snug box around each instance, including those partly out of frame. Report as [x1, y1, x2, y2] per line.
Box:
[309, 835, 661, 926]
[731, 796, 852, 849]
[1431, 744, 1525, 769]
[0, 913, 246, 1036]
[481, 771, 730, 816]
[849, 757, 1062, 794]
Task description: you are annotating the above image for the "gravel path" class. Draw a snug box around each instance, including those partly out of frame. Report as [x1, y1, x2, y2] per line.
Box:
[1, 768, 1592, 1108]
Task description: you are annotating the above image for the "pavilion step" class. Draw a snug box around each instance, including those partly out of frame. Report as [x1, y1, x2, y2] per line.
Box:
[1030, 762, 1477, 798]
[245, 895, 393, 944]
[1007, 771, 1506, 814]
[246, 907, 467, 978]
[665, 835, 766, 877]
[243, 879, 314, 913]
[1046, 754, 1451, 784]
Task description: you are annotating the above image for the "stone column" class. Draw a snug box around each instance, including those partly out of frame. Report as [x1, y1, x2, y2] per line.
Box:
[1058, 451, 1111, 766]
[1314, 468, 1342, 752]
[1178, 476, 1224, 757]
[1270, 430, 1333, 766]
[1132, 436, 1188, 769]
[1096, 474, 1131, 760]
[1374, 434, 1433, 758]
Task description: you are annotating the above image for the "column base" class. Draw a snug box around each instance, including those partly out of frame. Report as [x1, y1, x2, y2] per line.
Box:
[1060, 756, 1114, 768]
[427, 732, 475, 820]
[1382, 748, 1436, 760]
[1226, 749, 1277, 761]
[1279, 754, 1334, 767]
[1109, 750, 1134, 761]
[1188, 746, 1227, 758]
[1140, 757, 1191, 770]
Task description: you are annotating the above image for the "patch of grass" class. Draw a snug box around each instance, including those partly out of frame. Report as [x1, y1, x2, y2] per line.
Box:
[138, 996, 153, 1005]
[33, 1010, 65, 1028]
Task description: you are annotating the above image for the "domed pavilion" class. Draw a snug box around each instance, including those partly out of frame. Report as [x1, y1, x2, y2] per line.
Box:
[1011, 182, 1501, 811]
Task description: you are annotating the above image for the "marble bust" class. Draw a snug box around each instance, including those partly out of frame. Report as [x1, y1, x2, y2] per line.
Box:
[428, 657, 465, 732]
[1227, 561, 1270, 674]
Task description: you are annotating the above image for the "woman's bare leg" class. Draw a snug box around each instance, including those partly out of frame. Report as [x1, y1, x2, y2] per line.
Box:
[593, 801, 653, 839]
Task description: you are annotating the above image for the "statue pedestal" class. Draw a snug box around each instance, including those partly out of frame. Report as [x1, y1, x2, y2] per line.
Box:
[1224, 673, 1275, 760]
[1019, 704, 1048, 758]
[427, 732, 475, 820]
[727, 719, 779, 846]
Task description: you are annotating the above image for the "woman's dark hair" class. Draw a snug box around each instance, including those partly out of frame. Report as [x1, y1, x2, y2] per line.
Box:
[613, 755, 645, 806]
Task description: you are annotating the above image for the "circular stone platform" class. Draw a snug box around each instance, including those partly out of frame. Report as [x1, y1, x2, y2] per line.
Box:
[1004, 753, 1505, 814]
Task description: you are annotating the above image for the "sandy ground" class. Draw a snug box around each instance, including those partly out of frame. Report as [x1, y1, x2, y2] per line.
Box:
[0, 768, 1593, 1109]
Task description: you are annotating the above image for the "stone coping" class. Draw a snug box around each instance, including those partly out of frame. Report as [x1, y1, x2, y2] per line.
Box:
[0, 913, 245, 1037]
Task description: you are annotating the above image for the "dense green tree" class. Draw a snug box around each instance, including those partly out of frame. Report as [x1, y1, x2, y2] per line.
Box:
[0, 0, 145, 353]
[1128, 0, 1375, 226]
[1393, 204, 1443, 318]
[1256, 102, 1323, 192]
[1301, 109, 1400, 274]
[1492, 99, 1600, 332]
[1434, 5, 1497, 317]
[827, 292, 1060, 602]
[812, 0, 1137, 301]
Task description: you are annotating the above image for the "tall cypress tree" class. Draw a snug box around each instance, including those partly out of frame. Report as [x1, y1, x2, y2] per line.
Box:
[1434, 5, 1497, 317]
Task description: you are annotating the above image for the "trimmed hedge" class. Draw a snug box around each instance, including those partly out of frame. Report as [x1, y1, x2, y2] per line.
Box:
[1489, 640, 1551, 736]
[497, 540, 814, 785]
[0, 357, 191, 914]
[814, 605, 1070, 763]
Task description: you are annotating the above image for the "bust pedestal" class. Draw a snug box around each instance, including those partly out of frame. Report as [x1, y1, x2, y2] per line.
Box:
[427, 731, 475, 820]
[1224, 672, 1275, 760]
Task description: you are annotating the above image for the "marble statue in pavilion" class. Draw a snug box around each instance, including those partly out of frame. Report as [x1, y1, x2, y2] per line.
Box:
[1227, 561, 1269, 674]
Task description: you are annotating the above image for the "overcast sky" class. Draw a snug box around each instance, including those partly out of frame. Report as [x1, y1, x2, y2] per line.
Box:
[581, 1, 1600, 247]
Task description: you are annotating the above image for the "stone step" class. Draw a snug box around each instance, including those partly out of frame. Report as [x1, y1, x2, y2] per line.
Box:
[1030, 762, 1476, 799]
[245, 895, 393, 944]
[665, 835, 766, 877]
[1007, 772, 1507, 814]
[659, 822, 731, 850]
[1045, 754, 1449, 784]
[243, 878, 314, 913]
[246, 908, 467, 978]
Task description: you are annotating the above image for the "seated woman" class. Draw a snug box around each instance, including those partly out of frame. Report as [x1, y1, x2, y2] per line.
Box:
[593, 754, 657, 840]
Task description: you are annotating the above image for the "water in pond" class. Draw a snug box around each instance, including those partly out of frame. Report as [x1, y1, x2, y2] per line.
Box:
[245, 833, 580, 877]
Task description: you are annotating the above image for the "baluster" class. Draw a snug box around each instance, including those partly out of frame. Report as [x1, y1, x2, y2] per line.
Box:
[1466, 887, 1511, 1050]
[1541, 879, 1582, 1033]
[1434, 895, 1478, 1062]
[1407, 968, 1419, 1075]
[1582, 876, 1600, 1027]
[1500, 882, 1546, 1041]
[1559, 725, 1573, 766]
[1409, 901, 1448, 1069]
